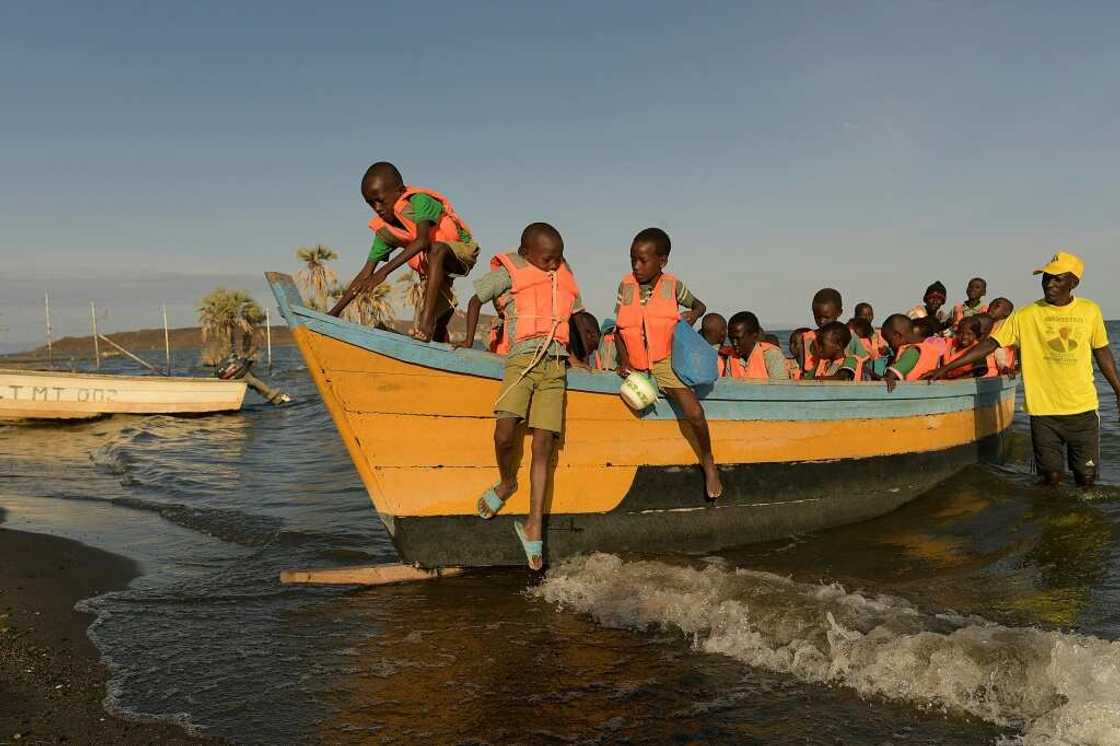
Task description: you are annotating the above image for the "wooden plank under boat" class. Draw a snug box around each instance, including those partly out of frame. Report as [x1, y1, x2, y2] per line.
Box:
[0, 368, 248, 421]
[266, 271, 1018, 569]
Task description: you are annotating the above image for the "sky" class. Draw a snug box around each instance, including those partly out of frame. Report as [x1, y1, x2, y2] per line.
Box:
[2, 1, 1118, 350]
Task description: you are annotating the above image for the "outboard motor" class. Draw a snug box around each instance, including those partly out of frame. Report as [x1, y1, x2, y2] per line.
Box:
[215, 354, 292, 405]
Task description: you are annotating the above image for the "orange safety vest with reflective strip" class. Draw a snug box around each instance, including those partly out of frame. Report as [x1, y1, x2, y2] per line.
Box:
[367, 186, 471, 275]
[951, 302, 989, 324]
[494, 252, 579, 347]
[615, 273, 681, 371]
[894, 340, 942, 381]
[727, 342, 781, 380]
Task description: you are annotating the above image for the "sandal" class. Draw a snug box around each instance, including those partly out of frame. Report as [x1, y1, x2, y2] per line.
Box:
[514, 521, 544, 571]
[477, 484, 509, 520]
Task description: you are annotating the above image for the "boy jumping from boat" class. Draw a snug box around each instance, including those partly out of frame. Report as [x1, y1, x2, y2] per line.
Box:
[331, 162, 480, 342]
[613, 227, 723, 499]
[455, 223, 583, 570]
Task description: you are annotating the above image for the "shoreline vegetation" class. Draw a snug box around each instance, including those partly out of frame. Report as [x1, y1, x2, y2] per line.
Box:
[0, 525, 213, 743]
[1, 310, 495, 364]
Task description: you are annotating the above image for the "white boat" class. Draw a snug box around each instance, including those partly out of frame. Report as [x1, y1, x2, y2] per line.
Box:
[0, 368, 248, 421]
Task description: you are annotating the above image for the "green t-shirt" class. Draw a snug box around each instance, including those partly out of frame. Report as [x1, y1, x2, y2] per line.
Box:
[368, 193, 471, 262]
[887, 347, 922, 379]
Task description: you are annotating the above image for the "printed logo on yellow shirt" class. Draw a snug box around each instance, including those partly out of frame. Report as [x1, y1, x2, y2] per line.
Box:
[1039, 316, 1090, 365]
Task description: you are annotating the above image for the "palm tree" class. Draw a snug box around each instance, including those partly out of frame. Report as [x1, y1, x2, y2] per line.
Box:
[198, 288, 266, 364]
[295, 244, 339, 312]
[331, 283, 396, 328]
[396, 270, 426, 316]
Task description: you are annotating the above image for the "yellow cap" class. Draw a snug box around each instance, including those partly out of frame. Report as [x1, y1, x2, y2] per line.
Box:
[1033, 250, 1084, 279]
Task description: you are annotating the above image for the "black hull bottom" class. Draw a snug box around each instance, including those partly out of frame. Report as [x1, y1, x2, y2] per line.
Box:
[387, 434, 1006, 568]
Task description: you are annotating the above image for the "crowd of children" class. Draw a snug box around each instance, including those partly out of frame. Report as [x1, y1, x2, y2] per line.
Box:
[331, 163, 1023, 569]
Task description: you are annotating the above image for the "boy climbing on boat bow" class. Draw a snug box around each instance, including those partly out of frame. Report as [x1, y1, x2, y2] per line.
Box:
[613, 228, 723, 499]
[331, 162, 480, 342]
[455, 223, 583, 570]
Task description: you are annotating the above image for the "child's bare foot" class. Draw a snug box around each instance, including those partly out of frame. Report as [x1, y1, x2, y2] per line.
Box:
[703, 459, 723, 500]
[409, 328, 432, 342]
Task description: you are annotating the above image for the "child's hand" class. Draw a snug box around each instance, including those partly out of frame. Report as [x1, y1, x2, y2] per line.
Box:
[682, 309, 701, 326]
[617, 364, 633, 379]
[451, 339, 474, 351]
[920, 368, 945, 382]
[884, 373, 899, 392]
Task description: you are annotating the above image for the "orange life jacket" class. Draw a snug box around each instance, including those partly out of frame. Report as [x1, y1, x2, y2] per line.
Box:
[894, 340, 942, 381]
[982, 350, 999, 378]
[800, 330, 818, 374]
[615, 273, 681, 371]
[784, 358, 802, 380]
[727, 342, 780, 380]
[494, 252, 579, 347]
[939, 343, 982, 379]
[860, 336, 879, 361]
[815, 353, 866, 381]
[367, 186, 471, 275]
[486, 255, 514, 355]
[952, 302, 989, 324]
[871, 329, 889, 358]
[1002, 346, 1017, 372]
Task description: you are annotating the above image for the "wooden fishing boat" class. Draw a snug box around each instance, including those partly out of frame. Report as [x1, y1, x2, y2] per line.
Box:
[267, 272, 1018, 569]
[0, 368, 247, 421]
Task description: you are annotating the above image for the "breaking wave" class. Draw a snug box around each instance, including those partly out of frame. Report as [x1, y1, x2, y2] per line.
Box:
[535, 554, 1120, 745]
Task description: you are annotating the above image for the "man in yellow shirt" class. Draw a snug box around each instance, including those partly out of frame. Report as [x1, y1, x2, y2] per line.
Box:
[926, 251, 1120, 487]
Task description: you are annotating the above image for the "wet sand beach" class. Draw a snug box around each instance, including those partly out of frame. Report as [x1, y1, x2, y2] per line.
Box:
[0, 524, 208, 744]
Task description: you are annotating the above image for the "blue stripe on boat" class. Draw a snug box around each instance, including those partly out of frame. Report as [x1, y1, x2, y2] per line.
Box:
[268, 273, 1016, 423]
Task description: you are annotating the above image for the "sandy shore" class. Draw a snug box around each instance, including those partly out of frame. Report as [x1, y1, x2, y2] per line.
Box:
[0, 526, 213, 743]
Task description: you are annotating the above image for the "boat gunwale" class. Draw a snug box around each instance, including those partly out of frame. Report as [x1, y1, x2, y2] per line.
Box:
[264, 271, 1017, 405]
[0, 367, 248, 388]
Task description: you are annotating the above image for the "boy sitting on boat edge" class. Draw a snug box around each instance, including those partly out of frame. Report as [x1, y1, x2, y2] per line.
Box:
[613, 227, 723, 500]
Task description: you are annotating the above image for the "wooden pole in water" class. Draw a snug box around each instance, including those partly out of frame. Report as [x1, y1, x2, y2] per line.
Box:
[90, 302, 100, 371]
[44, 292, 53, 368]
[265, 308, 272, 371]
[98, 334, 162, 374]
[279, 564, 466, 586]
[162, 303, 171, 376]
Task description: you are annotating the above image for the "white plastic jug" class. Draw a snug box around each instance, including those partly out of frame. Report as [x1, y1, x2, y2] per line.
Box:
[619, 372, 658, 410]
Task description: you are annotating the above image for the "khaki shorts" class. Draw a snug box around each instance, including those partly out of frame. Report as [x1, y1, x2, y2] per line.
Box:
[494, 352, 567, 433]
[443, 239, 480, 277]
[649, 354, 686, 391]
[422, 240, 480, 321]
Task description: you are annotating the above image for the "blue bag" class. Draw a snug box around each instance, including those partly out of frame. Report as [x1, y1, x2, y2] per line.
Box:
[670, 320, 719, 387]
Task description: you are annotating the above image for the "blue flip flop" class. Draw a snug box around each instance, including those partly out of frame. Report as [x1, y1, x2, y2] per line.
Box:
[513, 521, 544, 571]
[477, 485, 506, 519]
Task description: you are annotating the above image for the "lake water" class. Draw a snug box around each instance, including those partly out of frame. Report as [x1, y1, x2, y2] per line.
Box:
[1, 325, 1118, 745]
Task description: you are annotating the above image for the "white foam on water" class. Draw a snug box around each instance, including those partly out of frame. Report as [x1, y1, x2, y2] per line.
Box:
[534, 553, 1120, 746]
